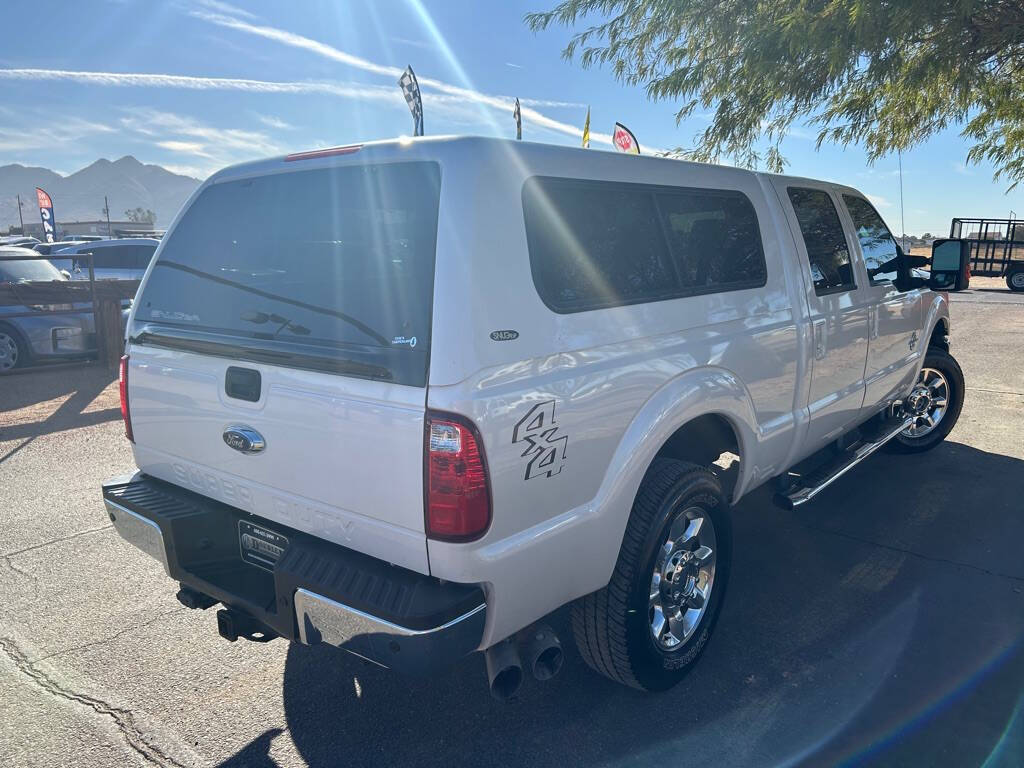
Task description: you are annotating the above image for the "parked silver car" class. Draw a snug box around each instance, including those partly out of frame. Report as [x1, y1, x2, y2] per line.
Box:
[0, 247, 97, 372]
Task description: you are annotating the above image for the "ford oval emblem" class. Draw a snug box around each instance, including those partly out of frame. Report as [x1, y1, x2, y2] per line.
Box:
[223, 426, 266, 455]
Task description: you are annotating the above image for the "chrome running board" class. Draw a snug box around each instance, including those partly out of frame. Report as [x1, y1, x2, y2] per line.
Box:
[774, 416, 916, 510]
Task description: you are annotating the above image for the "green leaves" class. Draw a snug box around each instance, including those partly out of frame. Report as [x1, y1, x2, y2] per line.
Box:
[526, 0, 1024, 185]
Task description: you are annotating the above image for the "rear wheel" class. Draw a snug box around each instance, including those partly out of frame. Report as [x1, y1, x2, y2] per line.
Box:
[571, 459, 731, 691]
[0, 324, 28, 373]
[888, 348, 965, 453]
[1007, 267, 1024, 292]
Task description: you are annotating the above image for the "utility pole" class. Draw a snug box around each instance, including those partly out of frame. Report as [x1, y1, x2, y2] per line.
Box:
[103, 195, 112, 237]
[16, 193, 24, 233]
[898, 152, 907, 252]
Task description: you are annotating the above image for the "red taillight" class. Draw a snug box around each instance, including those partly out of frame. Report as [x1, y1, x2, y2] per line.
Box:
[119, 354, 134, 443]
[425, 412, 490, 541]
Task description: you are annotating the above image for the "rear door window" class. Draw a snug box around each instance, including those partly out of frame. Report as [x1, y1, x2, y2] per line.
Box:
[787, 187, 855, 295]
[134, 162, 441, 386]
[90, 245, 136, 270]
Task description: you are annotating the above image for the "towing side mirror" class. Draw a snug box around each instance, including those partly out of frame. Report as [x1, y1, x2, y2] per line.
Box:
[928, 239, 971, 292]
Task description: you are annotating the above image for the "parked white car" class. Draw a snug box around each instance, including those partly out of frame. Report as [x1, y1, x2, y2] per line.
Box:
[103, 137, 968, 698]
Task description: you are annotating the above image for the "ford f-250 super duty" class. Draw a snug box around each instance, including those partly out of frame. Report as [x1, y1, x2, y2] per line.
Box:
[103, 136, 969, 698]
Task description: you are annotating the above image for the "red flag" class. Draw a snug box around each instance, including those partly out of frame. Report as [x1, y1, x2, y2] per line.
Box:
[612, 122, 640, 155]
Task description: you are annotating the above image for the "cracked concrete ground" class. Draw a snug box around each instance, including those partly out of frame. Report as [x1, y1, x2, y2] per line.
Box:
[1, 279, 1023, 767]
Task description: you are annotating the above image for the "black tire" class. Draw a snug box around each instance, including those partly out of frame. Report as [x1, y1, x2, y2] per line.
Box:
[887, 347, 965, 454]
[1007, 267, 1024, 292]
[0, 322, 29, 373]
[571, 458, 731, 691]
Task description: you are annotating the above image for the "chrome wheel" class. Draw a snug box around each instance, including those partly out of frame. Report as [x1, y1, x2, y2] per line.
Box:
[1011, 271, 1024, 290]
[902, 367, 950, 438]
[649, 505, 717, 650]
[0, 332, 19, 371]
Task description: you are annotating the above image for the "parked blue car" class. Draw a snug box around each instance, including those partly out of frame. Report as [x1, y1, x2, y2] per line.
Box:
[0, 246, 126, 372]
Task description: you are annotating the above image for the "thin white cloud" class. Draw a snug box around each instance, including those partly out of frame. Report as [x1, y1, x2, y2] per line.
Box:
[191, 0, 257, 20]
[115, 108, 286, 176]
[121, 108, 282, 157]
[390, 36, 431, 49]
[189, 10, 620, 146]
[156, 139, 210, 155]
[505, 62, 523, 69]
[256, 114, 294, 130]
[0, 68, 403, 104]
[0, 109, 115, 152]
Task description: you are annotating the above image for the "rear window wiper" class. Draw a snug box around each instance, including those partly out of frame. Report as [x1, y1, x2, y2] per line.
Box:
[240, 310, 311, 338]
[153, 260, 392, 347]
[131, 328, 394, 380]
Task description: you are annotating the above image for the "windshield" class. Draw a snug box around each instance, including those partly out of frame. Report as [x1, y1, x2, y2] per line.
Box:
[134, 161, 441, 386]
[0, 258, 63, 282]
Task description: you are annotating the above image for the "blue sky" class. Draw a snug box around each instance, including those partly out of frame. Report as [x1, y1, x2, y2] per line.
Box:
[0, 0, 1020, 236]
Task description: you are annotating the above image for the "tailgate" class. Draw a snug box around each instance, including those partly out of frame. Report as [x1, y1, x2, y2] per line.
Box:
[124, 159, 441, 575]
[127, 345, 430, 573]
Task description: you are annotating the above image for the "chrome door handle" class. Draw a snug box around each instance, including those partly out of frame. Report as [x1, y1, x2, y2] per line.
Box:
[869, 307, 879, 340]
[813, 319, 826, 360]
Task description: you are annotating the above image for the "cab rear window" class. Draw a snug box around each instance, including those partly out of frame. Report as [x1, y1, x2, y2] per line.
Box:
[522, 176, 767, 313]
[135, 162, 440, 386]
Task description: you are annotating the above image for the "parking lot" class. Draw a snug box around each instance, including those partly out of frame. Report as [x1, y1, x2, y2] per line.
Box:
[1, 280, 1022, 768]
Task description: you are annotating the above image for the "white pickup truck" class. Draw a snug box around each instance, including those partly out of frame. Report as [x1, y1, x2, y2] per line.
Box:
[103, 137, 969, 698]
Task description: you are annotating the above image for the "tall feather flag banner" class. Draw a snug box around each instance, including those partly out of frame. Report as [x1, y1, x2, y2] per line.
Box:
[513, 98, 522, 140]
[398, 65, 424, 136]
[582, 107, 591, 148]
[612, 122, 640, 154]
[36, 188, 56, 243]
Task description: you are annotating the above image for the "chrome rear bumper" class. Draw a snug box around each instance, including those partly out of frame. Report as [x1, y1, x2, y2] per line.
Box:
[295, 589, 486, 669]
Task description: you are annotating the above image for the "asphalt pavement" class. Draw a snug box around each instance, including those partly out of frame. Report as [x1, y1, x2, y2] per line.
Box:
[1, 281, 1022, 767]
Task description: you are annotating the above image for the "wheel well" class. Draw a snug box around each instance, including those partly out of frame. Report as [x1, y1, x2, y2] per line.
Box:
[929, 318, 949, 352]
[0, 320, 29, 349]
[653, 414, 741, 499]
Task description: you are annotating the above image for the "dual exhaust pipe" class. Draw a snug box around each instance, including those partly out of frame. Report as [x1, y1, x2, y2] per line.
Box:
[484, 624, 563, 701]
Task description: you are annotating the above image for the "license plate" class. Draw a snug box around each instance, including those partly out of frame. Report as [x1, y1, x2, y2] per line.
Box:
[238, 520, 288, 571]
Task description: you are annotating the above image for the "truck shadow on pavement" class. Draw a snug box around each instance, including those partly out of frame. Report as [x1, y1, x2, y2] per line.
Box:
[0, 365, 118, 456]
[222, 440, 1024, 768]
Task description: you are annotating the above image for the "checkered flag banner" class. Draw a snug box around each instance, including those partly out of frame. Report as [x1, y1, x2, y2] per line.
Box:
[398, 65, 424, 136]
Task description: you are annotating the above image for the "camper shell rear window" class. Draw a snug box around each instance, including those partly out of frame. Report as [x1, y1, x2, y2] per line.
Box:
[134, 161, 441, 386]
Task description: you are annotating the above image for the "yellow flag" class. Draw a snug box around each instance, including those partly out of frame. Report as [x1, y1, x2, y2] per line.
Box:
[582, 107, 591, 148]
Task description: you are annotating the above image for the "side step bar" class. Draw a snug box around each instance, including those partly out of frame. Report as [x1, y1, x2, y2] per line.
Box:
[774, 416, 915, 510]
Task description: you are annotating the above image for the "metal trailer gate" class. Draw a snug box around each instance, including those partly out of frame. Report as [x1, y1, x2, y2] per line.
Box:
[949, 217, 1024, 278]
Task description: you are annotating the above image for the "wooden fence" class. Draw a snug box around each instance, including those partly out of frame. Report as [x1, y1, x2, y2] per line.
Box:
[0, 279, 140, 371]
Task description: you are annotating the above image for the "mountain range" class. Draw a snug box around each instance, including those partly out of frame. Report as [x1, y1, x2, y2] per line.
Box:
[0, 156, 201, 231]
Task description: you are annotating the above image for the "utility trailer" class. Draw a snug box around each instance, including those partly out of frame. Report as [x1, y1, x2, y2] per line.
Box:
[949, 217, 1024, 291]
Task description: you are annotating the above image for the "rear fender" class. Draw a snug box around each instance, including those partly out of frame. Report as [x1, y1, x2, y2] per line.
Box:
[592, 366, 758, 561]
[429, 366, 761, 647]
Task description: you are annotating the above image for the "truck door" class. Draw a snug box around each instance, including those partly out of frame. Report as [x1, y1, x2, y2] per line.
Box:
[839, 193, 923, 409]
[776, 183, 870, 451]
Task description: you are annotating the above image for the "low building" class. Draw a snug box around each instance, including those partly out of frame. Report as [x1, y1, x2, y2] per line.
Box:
[22, 219, 157, 240]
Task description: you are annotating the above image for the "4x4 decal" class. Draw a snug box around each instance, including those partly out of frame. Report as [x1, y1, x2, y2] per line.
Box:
[512, 400, 568, 480]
